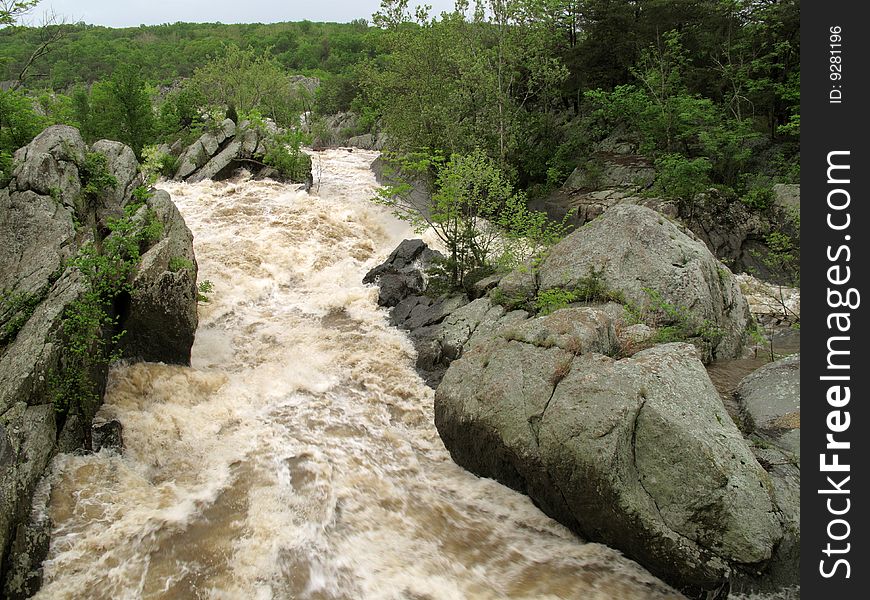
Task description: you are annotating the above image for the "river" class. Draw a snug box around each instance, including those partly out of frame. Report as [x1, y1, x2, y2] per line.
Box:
[33, 149, 681, 600]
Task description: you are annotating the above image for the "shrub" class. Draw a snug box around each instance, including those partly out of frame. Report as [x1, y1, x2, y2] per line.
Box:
[263, 130, 313, 183]
[653, 153, 711, 201]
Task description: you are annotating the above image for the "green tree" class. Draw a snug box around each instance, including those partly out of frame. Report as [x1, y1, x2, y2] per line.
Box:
[375, 148, 566, 287]
[186, 44, 306, 128]
[85, 65, 155, 157]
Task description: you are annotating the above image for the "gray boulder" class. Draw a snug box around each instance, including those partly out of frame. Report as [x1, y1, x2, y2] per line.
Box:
[363, 239, 443, 307]
[117, 190, 199, 364]
[187, 140, 242, 184]
[535, 204, 750, 361]
[736, 354, 800, 457]
[90, 140, 142, 215]
[436, 335, 784, 596]
[174, 138, 210, 179]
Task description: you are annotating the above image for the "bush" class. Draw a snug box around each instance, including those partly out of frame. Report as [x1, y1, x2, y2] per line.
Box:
[262, 130, 313, 183]
[653, 153, 711, 201]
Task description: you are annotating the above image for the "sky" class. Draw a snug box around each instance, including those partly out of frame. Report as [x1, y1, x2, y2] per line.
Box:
[37, 0, 459, 27]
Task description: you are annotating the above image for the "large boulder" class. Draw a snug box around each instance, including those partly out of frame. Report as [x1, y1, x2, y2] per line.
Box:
[363, 239, 443, 307]
[533, 204, 750, 361]
[731, 354, 800, 595]
[117, 190, 198, 364]
[0, 126, 198, 596]
[735, 354, 800, 457]
[435, 329, 786, 597]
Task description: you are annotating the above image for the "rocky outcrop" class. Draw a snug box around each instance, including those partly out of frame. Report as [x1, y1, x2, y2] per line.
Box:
[365, 189, 792, 598]
[528, 204, 750, 361]
[0, 125, 199, 597]
[680, 187, 800, 283]
[530, 150, 675, 230]
[310, 111, 386, 150]
[171, 118, 312, 189]
[531, 140, 800, 284]
[435, 337, 787, 597]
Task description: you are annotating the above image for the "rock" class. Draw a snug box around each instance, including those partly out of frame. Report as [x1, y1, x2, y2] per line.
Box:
[1, 471, 51, 600]
[91, 420, 123, 452]
[618, 323, 655, 348]
[10, 126, 85, 200]
[174, 138, 209, 179]
[289, 75, 321, 95]
[199, 132, 220, 157]
[773, 184, 799, 211]
[734, 445, 799, 596]
[735, 354, 800, 457]
[735, 274, 800, 326]
[470, 273, 502, 299]
[563, 154, 655, 191]
[90, 140, 142, 214]
[537, 204, 750, 361]
[347, 133, 375, 149]
[216, 118, 236, 144]
[187, 140, 242, 184]
[117, 190, 198, 365]
[363, 239, 443, 307]
[493, 267, 537, 309]
[435, 339, 784, 596]
[0, 403, 55, 595]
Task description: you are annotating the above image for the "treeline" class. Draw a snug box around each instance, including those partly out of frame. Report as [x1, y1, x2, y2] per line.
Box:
[0, 19, 377, 89]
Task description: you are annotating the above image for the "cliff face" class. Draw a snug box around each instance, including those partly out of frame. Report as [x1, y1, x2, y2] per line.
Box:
[0, 126, 198, 596]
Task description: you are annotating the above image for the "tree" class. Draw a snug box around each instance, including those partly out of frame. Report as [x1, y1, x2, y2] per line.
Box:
[85, 65, 154, 157]
[375, 149, 566, 287]
[187, 45, 305, 128]
[0, 0, 38, 25]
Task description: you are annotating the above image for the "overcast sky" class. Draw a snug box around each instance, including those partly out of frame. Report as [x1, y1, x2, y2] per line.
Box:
[38, 0, 458, 27]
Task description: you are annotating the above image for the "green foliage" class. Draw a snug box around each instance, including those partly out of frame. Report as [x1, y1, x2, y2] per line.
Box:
[760, 230, 799, 285]
[0, 1, 39, 25]
[169, 256, 195, 273]
[80, 151, 118, 205]
[653, 154, 711, 201]
[535, 288, 577, 315]
[187, 45, 308, 129]
[741, 185, 775, 211]
[375, 148, 566, 289]
[52, 188, 163, 415]
[77, 64, 155, 157]
[533, 267, 623, 315]
[629, 287, 724, 351]
[197, 279, 214, 303]
[0, 290, 42, 346]
[262, 129, 313, 183]
[141, 144, 178, 178]
[0, 88, 47, 178]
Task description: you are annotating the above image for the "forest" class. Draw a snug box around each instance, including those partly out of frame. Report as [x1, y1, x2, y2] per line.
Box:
[1, 0, 800, 280]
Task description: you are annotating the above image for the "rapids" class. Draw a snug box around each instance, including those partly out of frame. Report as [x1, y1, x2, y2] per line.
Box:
[33, 149, 682, 600]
